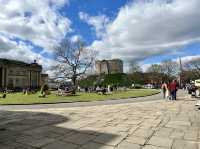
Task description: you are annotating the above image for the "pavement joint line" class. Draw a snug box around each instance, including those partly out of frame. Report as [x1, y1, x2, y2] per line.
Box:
[143, 127, 158, 147]
[115, 133, 129, 147]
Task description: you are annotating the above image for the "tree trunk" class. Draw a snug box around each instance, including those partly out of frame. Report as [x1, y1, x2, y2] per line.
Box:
[72, 76, 77, 94]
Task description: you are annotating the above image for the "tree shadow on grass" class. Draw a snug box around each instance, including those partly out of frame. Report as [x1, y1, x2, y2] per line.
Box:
[0, 110, 118, 149]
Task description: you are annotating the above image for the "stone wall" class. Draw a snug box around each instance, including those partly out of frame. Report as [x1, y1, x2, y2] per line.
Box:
[95, 59, 123, 74]
[0, 59, 42, 89]
[7, 67, 29, 88]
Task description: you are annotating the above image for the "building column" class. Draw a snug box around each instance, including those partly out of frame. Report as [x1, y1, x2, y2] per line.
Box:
[1, 67, 4, 88]
[29, 71, 32, 88]
[38, 72, 41, 88]
[3, 68, 7, 88]
[36, 72, 39, 88]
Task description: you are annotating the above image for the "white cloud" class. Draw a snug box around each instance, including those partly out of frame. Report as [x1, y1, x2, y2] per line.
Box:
[142, 55, 200, 72]
[179, 55, 200, 65]
[79, 12, 110, 38]
[0, 35, 16, 52]
[0, 0, 71, 76]
[90, 0, 200, 62]
[141, 63, 152, 72]
[0, 36, 56, 73]
[0, 0, 71, 52]
[70, 35, 82, 43]
[1, 0, 200, 76]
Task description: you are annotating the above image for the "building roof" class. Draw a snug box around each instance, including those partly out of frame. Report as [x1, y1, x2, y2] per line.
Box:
[96, 59, 123, 62]
[41, 74, 49, 77]
[0, 58, 42, 69]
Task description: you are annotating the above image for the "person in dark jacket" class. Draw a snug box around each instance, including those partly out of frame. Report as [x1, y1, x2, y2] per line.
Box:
[169, 80, 178, 100]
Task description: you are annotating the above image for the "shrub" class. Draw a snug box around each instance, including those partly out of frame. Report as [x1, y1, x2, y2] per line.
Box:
[79, 73, 131, 88]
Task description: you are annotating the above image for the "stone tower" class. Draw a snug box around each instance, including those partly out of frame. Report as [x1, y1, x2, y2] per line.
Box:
[95, 59, 123, 74]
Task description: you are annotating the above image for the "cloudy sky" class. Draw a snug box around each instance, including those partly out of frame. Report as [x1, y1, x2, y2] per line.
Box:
[0, 0, 200, 73]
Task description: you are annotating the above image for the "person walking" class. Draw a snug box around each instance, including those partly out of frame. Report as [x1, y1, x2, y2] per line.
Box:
[166, 81, 171, 100]
[161, 82, 168, 99]
[169, 80, 178, 100]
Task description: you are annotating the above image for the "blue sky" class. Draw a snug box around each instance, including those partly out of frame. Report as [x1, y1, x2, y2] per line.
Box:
[0, 0, 200, 73]
[143, 43, 200, 64]
[63, 0, 130, 44]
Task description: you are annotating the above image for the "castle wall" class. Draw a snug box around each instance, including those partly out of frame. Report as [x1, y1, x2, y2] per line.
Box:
[95, 61, 101, 74]
[95, 59, 123, 74]
[101, 61, 109, 74]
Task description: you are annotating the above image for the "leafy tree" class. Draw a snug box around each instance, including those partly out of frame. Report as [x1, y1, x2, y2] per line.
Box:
[103, 73, 131, 87]
[79, 75, 99, 88]
[181, 70, 200, 83]
[128, 72, 145, 85]
[143, 72, 172, 84]
[79, 73, 131, 88]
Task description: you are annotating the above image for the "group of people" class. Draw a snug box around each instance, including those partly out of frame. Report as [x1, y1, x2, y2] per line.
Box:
[82, 85, 117, 94]
[161, 80, 179, 100]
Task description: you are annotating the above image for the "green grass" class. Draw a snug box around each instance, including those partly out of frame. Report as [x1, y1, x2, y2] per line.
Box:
[0, 89, 160, 105]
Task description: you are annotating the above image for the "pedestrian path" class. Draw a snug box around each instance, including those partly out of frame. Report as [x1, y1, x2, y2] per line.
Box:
[0, 90, 199, 149]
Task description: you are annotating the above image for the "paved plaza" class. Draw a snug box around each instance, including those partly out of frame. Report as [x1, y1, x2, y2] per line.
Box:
[0, 91, 200, 149]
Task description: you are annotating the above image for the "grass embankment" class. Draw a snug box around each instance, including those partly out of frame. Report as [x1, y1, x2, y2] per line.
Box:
[0, 89, 160, 105]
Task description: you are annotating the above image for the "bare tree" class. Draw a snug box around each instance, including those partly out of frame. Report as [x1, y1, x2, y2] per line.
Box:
[129, 61, 142, 73]
[185, 59, 200, 78]
[161, 60, 179, 77]
[53, 39, 96, 93]
[146, 64, 163, 73]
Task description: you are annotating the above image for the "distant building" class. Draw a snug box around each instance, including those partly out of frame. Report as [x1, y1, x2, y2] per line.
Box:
[41, 74, 49, 86]
[0, 58, 45, 90]
[95, 59, 123, 74]
[48, 78, 59, 90]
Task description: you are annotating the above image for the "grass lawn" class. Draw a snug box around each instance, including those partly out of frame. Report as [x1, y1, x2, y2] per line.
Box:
[0, 89, 160, 105]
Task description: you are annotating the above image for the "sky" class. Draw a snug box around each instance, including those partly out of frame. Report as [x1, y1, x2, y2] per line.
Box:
[0, 0, 200, 74]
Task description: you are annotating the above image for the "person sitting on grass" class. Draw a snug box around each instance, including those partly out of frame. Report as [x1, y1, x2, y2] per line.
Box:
[0, 89, 7, 99]
[2, 90, 6, 98]
[39, 84, 49, 98]
[39, 91, 46, 98]
[102, 86, 107, 95]
[22, 88, 26, 95]
[25, 88, 31, 95]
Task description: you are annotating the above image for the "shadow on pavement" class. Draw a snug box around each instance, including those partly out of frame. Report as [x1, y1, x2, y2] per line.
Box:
[0, 110, 117, 149]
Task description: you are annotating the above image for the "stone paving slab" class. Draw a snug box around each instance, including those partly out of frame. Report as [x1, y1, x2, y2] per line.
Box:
[143, 145, 167, 149]
[61, 132, 97, 145]
[94, 133, 126, 146]
[117, 141, 141, 149]
[126, 135, 146, 145]
[80, 142, 115, 149]
[154, 127, 173, 137]
[42, 140, 78, 149]
[0, 90, 200, 149]
[132, 128, 154, 139]
[147, 136, 173, 148]
[15, 135, 56, 148]
[169, 129, 185, 139]
[172, 139, 198, 149]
